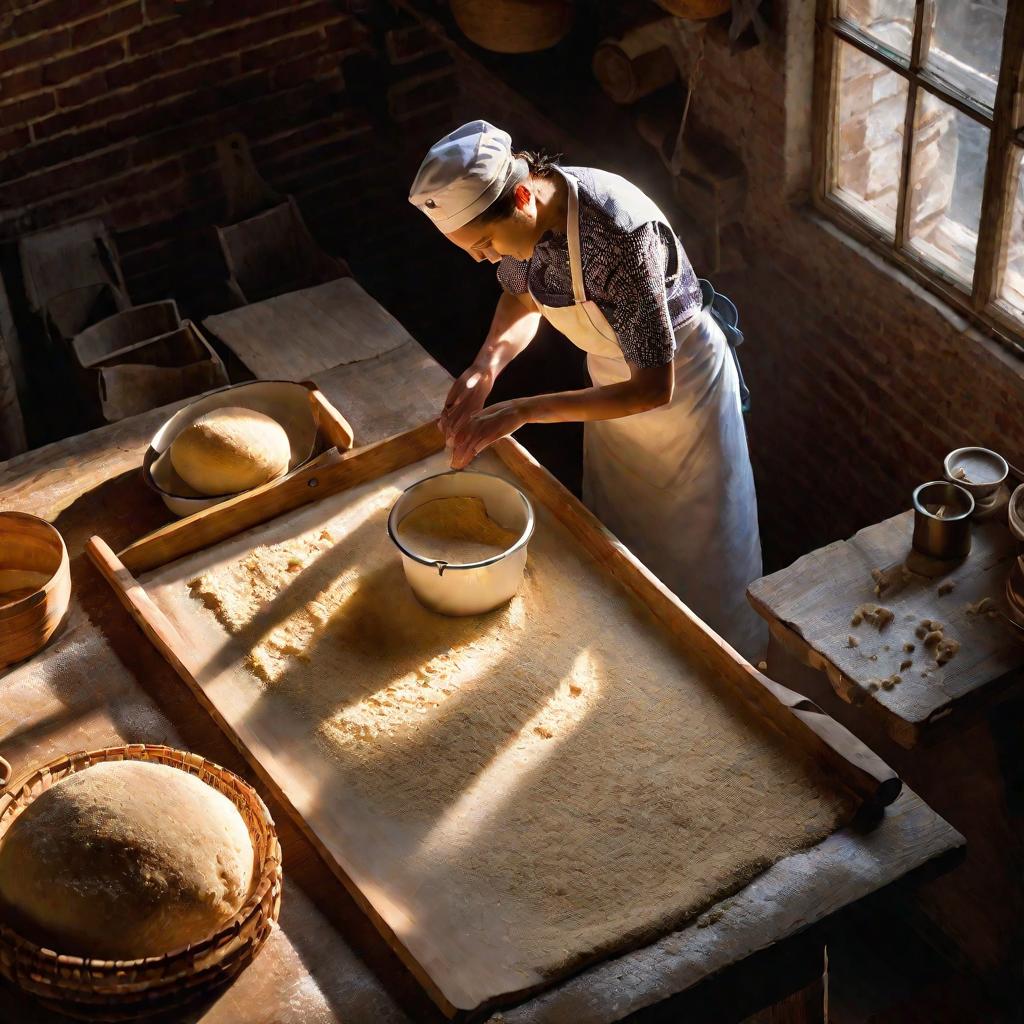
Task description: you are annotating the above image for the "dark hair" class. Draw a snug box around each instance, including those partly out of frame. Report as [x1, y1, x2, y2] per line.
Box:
[469, 149, 561, 227]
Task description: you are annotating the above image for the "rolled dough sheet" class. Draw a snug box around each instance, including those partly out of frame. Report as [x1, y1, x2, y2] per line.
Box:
[143, 450, 851, 1010]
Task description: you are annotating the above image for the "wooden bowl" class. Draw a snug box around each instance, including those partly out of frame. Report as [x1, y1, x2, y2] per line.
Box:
[0, 512, 71, 669]
[451, 0, 574, 54]
[0, 745, 282, 1021]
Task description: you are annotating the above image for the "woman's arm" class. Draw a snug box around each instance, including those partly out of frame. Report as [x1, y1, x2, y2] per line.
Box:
[449, 359, 673, 469]
[439, 291, 541, 442]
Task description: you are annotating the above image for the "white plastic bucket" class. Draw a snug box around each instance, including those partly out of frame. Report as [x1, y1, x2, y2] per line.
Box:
[387, 470, 534, 616]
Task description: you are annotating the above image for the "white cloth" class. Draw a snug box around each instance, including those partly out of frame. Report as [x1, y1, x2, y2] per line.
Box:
[529, 169, 767, 662]
[408, 120, 516, 232]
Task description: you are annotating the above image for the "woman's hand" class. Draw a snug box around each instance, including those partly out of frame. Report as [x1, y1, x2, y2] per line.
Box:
[439, 364, 494, 445]
[449, 399, 529, 469]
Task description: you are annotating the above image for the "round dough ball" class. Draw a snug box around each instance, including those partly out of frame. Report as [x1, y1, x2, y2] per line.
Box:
[0, 760, 255, 959]
[170, 406, 290, 496]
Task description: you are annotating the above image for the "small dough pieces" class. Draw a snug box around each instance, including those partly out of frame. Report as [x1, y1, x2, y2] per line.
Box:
[170, 406, 290, 496]
[397, 496, 519, 565]
[0, 761, 255, 959]
[850, 603, 894, 629]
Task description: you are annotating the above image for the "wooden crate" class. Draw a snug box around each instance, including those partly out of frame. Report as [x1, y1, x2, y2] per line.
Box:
[96, 321, 228, 423]
[87, 423, 899, 1018]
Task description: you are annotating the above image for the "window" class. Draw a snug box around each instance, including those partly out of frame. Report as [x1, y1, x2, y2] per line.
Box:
[814, 1, 1024, 347]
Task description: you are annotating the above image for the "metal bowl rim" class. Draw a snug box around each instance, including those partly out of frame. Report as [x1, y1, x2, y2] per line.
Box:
[912, 480, 975, 521]
[387, 469, 536, 570]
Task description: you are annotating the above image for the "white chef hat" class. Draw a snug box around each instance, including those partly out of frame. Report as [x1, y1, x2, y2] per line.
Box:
[408, 120, 517, 233]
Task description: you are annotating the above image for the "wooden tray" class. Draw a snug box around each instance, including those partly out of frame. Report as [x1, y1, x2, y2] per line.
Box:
[87, 423, 900, 1018]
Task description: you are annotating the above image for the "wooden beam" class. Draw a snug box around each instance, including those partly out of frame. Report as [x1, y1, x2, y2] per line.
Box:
[973, 3, 1024, 310]
[119, 421, 444, 574]
[894, 0, 932, 251]
[811, 0, 840, 205]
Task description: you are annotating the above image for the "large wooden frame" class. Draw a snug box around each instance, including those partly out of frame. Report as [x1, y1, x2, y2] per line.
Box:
[87, 422, 900, 1017]
[813, 0, 1024, 353]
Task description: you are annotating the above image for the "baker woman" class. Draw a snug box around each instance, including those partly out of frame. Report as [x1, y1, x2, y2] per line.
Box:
[408, 120, 766, 661]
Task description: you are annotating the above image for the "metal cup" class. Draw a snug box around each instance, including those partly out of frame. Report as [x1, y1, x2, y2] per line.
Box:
[912, 481, 974, 561]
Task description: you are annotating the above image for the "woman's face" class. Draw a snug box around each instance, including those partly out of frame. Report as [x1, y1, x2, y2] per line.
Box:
[446, 184, 538, 263]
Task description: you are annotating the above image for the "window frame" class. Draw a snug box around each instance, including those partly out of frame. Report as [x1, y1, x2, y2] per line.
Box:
[812, 0, 1024, 354]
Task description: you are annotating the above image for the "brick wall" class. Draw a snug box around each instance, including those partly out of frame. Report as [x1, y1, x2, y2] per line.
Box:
[681, 2, 1024, 570]
[0, 0, 458, 306]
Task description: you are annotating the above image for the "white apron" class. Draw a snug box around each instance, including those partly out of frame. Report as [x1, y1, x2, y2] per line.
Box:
[528, 169, 767, 661]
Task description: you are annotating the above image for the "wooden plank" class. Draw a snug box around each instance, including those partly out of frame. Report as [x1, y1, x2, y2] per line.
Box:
[202, 278, 416, 380]
[893, 0, 931, 251]
[973, 2, 1024, 310]
[490, 439, 900, 808]
[747, 510, 1024, 746]
[118, 421, 443, 574]
[304, 382, 355, 452]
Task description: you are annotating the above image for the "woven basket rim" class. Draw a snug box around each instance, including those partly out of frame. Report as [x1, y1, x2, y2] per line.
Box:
[0, 743, 280, 971]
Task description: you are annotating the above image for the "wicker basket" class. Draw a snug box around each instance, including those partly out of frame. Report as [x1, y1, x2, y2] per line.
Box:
[451, 0, 574, 54]
[0, 745, 282, 1021]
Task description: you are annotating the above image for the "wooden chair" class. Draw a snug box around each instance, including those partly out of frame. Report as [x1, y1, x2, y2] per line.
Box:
[216, 196, 350, 305]
[18, 219, 130, 341]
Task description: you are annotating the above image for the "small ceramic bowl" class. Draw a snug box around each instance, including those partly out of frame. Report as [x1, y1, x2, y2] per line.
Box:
[0, 512, 71, 669]
[943, 447, 1009, 511]
[388, 470, 534, 616]
[1008, 483, 1024, 544]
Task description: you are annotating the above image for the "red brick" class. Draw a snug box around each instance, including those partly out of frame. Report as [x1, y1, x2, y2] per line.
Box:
[0, 90, 55, 128]
[106, 52, 160, 90]
[71, 2, 143, 48]
[128, 0, 299, 56]
[0, 148, 130, 207]
[0, 28, 71, 70]
[11, 0, 108, 36]
[387, 67, 458, 122]
[273, 53, 339, 90]
[240, 30, 326, 72]
[0, 125, 30, 155]
[385, 23, 442, 65]
[43, 39, 125, 87]
[56, 70, 109, 109]
[0, 66, 44, 102]
[324, 18, 362, 52]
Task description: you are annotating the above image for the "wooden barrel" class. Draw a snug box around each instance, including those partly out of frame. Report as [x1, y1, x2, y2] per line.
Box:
[451, 0, 574, 54]
[654, 0, 730, 18]
[593, 42, 677, 104]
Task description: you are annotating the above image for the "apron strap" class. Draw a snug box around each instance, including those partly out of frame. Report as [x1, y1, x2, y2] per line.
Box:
[561, 170, 588, 305]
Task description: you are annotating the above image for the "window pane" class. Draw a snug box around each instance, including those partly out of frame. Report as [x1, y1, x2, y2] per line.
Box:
[833, 40, 909, 235]
[907, 91, 989, 284]
[925, 0, 1007, 110]
[839, 0, 914, 57]
[998, 147, 1024, 319]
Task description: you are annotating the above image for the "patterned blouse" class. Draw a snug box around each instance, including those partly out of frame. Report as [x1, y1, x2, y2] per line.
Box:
[496, 167, 703, 368]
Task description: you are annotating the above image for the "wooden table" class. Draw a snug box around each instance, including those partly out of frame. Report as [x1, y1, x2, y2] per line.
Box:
[0, 299, 962, 1022]
[748, 510, 1024, 998]
[202, 278, 419, 381]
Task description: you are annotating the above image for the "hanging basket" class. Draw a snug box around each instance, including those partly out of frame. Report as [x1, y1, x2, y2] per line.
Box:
[451, 0, 574, 54]
[654, 0, 730, 18]
[0, 745, 282, 1021]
